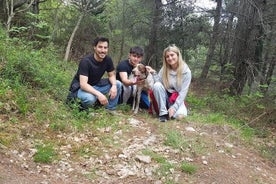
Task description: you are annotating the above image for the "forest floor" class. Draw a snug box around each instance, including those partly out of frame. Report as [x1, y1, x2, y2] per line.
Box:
[0, 110, 275, 184]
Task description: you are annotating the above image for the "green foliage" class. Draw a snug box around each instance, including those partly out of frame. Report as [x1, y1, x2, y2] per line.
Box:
[34, 144, 57, 163]
[186, 45, 208, 77]
[241, 126, 255, 141]
[142, 149, 166, 164]
[157, 162, 175, 177]
[116, 103, 132, 112]
[186, 93, 207, 110]
[164, 130, 188, 149]
[204, 113, 227, 124]
[188, 89, 275, 143]
[1, 38, 70, 100]
[14, 85, 29, 115]
[259, 145, 276, 163]
[91, 108, 120, 128]
[9, 12, 51, 45]
[180, 162, 197, 174]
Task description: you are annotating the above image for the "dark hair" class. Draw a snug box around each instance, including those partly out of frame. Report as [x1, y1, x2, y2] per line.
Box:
[129, 46, 144, 56]
[93, 36, 109, 46]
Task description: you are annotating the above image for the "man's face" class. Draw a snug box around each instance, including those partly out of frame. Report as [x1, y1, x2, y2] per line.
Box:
[94, 41, 109, 61]
[129, 53, 143, 67]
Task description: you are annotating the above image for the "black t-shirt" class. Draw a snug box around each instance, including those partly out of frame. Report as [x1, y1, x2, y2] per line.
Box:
[74, 54, 114, 86]
[116, 59, 133, 81]
[116, 59, 146, 81]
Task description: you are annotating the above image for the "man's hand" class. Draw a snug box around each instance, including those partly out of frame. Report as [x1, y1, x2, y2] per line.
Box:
[109, 85, 117, 99]
[136, 79, 145, 85]
[98, 93, 109, 105]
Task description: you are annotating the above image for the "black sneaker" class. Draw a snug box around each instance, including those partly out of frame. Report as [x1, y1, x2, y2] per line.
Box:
[159, 114, 168, 122]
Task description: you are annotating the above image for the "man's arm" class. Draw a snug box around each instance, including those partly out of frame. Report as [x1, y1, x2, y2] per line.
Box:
[119, 72, 134, 86]
[108, 71, 117, 99]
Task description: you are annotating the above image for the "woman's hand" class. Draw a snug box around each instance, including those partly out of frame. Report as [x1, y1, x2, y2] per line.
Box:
[168, 107, 175, 118]
[146, 66, 156, 74]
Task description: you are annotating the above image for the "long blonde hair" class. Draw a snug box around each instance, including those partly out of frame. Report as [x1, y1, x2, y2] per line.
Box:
[162, 44, 185, 89]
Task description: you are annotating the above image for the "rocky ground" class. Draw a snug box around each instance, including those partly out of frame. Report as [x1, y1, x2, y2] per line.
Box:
[0, 113, 275, 184]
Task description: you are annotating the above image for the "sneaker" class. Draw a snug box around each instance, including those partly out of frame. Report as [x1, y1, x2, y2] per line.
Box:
[159, 114, 168, 122]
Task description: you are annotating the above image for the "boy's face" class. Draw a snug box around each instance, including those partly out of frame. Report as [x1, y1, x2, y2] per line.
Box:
[94, 41, 109, 61]
[129, 53, 143, 67]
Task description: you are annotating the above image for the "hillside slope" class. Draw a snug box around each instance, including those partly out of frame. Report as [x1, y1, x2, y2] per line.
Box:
[0, 112, 275, 184]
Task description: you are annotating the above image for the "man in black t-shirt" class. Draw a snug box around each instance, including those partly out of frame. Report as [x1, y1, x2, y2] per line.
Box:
[116, 46, 150, 109]
[67, 37, 122, 111]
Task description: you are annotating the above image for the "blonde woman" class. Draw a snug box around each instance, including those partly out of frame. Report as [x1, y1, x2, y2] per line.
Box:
[146, 44, 192, 122]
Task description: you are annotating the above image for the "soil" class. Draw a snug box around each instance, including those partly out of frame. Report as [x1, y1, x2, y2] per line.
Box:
[0, 113, 275, 184]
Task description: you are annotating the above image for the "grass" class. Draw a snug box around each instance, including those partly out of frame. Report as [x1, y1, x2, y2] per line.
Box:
[164, 130, 187, 149]
[180, 161, 197, 174]
[142, 149, 167, 164]
[33, 144, 57, 163]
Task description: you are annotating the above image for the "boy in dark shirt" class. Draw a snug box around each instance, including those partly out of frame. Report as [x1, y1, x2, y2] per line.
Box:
[116, 46, 150, 109]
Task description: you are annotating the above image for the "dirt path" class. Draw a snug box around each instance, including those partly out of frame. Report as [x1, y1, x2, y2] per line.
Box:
[0, 116, 275, 184]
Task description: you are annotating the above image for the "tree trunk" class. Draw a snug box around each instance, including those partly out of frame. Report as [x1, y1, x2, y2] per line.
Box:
[118, 0, 126, 62]
[259, 1, 276, 95]
[230, 0, 266, 95]
[64, 13, 84, 61]
[260, 26, 276, 94]
[145, 0, 162, 69]
[220, 0, 237, 82]
[200, 0, 222, 79]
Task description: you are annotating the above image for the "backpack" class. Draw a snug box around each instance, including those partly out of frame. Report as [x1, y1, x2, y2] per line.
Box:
[66, 77, 80, 104]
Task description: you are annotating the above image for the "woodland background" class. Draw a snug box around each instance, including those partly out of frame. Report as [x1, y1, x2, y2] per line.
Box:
[0, 0, 275, 96]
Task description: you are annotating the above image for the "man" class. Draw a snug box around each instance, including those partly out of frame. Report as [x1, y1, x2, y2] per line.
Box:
[67, 37, 122, 111]
[116, 46, 150, 109]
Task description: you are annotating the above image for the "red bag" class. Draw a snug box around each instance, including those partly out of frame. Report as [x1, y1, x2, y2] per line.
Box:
[148, 90, 159, 115]
[148, 90, 187, 115]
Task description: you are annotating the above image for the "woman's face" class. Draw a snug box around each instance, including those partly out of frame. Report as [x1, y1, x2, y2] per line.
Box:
[165, 51, 178, 68]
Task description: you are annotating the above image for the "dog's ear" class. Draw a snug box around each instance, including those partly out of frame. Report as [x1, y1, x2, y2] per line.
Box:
[138, 64, 146, 73]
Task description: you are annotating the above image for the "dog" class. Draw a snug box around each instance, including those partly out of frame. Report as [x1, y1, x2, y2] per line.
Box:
[130, 63, 154, 114]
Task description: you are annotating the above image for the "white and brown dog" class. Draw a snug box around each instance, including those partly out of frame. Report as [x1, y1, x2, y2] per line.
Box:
[130, 64, 154, 114]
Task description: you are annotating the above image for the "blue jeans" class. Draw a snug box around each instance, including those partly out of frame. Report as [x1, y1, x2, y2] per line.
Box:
[119, 85, 150, 109]
[77, 80, 122, 110]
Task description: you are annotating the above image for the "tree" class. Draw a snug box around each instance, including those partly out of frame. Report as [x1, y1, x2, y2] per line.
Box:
[200, 0, 222, 79]
[229, 0, 267, 95]
[4, 0, 35, 32]
[64, 0, 105, 61]
[259, 0, 276, 95]
[219, 0, 237, 82]
[144, 0, 163, 69]
[31, 0, 47, 15]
